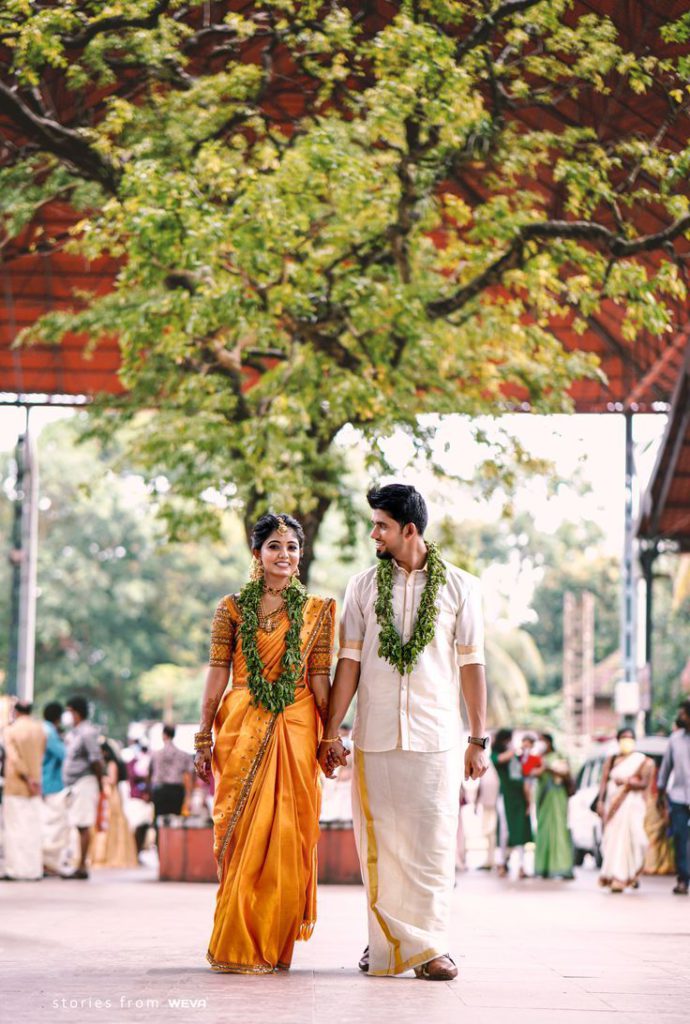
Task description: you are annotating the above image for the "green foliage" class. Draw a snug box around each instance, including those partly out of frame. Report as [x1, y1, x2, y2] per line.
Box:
[0, 417, 248, 736]
[236, 576, 308, 714]
[2, 2, 688, 566]
[138, 662, 204, 723]
[527, 543, 620, 692]
[374, 542, 447, 674]
[484, 635, 530, 726]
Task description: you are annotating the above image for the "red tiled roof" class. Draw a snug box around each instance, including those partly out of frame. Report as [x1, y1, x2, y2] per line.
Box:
[1, 0, 688, 409]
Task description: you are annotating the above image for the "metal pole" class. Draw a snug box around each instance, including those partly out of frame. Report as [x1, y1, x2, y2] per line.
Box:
[7, 427, 25, 697]
[618, 411, 639, 730]
[6, 408, 38, 702]
[639, 540, 659, 733]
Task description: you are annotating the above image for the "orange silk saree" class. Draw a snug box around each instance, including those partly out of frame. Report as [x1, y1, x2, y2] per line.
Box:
[206, 593, 334, 974]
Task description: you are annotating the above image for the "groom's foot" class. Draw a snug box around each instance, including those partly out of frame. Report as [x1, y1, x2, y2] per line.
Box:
[358, 946, 369, 973]
[414, 954, 458, 981]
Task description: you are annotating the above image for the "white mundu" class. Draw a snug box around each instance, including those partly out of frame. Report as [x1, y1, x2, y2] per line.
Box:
[339, 557, 485, 976]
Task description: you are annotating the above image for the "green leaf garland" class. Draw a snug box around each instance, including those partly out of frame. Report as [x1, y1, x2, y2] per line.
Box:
[374, 542, 447, 675]
[236, 576, 307, 714]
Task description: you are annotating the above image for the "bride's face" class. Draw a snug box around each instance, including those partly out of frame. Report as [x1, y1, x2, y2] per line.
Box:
[255, 529, 301, 583]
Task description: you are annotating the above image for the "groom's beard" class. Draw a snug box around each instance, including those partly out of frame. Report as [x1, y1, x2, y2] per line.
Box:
[375, 549, 393, 560]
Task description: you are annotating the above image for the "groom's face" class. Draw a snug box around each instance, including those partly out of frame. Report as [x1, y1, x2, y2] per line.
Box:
[370, 510, 403, 560]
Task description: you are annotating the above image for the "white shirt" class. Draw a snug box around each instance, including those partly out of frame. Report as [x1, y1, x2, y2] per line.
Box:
[339, 558, 485, 753]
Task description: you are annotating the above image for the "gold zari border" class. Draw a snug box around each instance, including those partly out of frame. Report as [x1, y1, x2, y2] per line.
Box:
[356, 748, 440, 977]
[216, 714, 277, 881]
[206, 950, 274, 974]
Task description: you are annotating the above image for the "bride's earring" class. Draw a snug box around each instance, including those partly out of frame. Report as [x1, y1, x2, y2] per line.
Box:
[250, 557, 264, 581]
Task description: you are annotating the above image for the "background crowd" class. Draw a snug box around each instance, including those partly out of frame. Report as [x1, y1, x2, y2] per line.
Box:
[1, 696, 688, 898]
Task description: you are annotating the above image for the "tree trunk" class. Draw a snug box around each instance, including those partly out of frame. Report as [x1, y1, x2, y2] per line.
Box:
[298, 496, 332, 586]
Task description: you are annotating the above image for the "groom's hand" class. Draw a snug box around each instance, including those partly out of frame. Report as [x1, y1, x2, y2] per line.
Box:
[318, 739, 349, 777]
[464, 744, 489, 781]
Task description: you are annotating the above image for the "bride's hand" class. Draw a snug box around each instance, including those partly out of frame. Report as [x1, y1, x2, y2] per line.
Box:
[194, 747, 212, 783]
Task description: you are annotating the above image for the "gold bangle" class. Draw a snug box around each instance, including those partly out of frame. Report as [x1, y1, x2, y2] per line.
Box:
[320, 737, 342, 744]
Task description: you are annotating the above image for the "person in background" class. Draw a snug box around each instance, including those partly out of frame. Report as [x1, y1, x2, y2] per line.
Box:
[62, 696, 104, 880]
[491, 728, 532, 878]
[596, 727, 654, 892]
[149, 725, 193, 834]
[533, 733, 575, 880]
[90, 739, 138, 869]
[657, 699, 690, 895]
[41, 702, 70, 877]
[3, 700, 46, 880]
[124, 738, 154, 858]
[475, 757, 501, 871]
[643, 758, 675, 877]
[520, 733, 542, 829]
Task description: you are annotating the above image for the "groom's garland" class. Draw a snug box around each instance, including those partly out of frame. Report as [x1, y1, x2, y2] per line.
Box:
[374, 542, 447, 675]
[237, 577, 307, 714]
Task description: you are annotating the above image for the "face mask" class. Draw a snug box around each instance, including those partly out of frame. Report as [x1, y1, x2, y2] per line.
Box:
[619, 737, 636, 756]
[532, 741, 546, 756]
[61, 711, 75, 728]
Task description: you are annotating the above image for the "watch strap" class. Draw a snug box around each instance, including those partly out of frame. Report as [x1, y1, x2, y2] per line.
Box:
[468, 735, 489, 749]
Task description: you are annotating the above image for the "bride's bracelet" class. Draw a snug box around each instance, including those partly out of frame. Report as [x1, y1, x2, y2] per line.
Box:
[319, 736, 342, 745]
[194, 730, 213, 751]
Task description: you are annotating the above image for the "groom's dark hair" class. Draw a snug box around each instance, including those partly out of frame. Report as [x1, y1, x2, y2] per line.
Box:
[366, 484, 428, 536]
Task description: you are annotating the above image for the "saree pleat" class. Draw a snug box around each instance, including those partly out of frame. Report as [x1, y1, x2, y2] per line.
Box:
[206, 595, 332, 974]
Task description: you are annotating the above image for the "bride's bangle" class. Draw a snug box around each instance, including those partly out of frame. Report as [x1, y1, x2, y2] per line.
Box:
[319, 737, 342, 745]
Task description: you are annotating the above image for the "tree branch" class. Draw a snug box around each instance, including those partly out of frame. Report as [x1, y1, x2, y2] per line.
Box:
[428, 214, 690, 318]
[61, 0, 175, 49]
[456, 0, 546, 61]
[0, 81, 118, 191]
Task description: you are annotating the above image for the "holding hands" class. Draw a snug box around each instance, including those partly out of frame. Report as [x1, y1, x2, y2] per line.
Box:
[318, 737, 349, 778]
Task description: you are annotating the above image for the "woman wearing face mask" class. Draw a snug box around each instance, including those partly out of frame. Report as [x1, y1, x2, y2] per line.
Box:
[596, 728, 654, 893]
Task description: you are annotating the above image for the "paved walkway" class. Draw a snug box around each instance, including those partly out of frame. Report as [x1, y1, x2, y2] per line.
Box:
[1, 864, 688, 1024]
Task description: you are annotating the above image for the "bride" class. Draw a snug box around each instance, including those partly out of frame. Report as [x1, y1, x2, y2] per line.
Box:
[194, 513, 335, 973]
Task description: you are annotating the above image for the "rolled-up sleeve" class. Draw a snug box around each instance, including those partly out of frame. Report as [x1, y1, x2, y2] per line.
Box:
[657, 745, 673, 791]
[456, 577, 485, 667]
[338, 577, 365, 663]
[84, 727, 103, 765]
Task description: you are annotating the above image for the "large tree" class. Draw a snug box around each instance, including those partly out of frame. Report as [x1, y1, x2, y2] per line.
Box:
[2, 2, 689, 576]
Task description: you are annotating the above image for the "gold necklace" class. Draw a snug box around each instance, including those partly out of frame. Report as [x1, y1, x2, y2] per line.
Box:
[258, 595, 286, 633]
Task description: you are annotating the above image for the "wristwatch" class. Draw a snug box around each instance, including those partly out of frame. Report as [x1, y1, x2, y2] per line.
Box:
[468, 735, 489, 749]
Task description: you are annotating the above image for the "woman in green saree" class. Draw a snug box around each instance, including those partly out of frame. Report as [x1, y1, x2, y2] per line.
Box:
[491, 729, 532, 878]
[534, 733, 575, 880]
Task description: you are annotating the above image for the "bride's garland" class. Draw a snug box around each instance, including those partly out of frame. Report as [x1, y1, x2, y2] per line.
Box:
[237, 576, 307, 714]
[374, 542, 447, 675]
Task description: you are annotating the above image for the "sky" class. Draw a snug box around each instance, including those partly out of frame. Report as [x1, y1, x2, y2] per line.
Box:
[0, 403, 668, 630]
[0, 405, 667, 551]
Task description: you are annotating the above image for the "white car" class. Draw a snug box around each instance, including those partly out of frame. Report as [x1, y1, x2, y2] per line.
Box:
[568, 735, 668, 867]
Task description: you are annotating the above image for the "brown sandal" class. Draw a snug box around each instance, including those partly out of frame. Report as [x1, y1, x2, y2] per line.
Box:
[414, 954, 458, 981]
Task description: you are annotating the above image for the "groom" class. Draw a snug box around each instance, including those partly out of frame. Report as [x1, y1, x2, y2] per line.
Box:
[318, 484, 488, 980]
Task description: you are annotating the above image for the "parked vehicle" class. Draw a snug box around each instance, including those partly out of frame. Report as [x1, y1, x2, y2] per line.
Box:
[568, 735, 668, 867]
